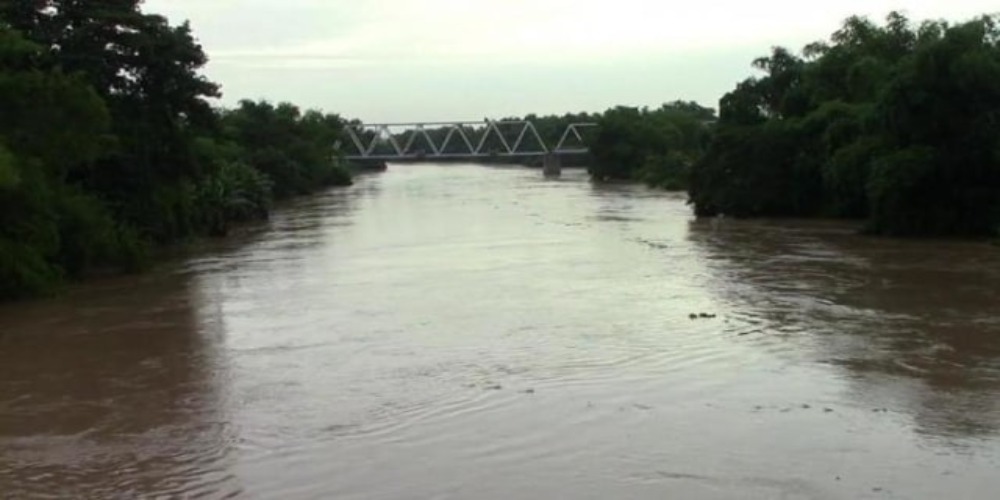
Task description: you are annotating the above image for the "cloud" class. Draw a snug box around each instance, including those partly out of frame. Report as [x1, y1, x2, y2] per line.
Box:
[143, 0, 1000, 120]
[152, 0, 999, 64]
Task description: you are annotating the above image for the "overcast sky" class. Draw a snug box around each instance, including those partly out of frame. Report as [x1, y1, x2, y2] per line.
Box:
[144, 0, 997, 123]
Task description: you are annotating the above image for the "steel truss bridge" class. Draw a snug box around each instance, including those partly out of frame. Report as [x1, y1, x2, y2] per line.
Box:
[338, 120, 597, 161]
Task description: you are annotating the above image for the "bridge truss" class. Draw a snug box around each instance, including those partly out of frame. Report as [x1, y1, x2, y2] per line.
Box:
[338, 120, 597, 161]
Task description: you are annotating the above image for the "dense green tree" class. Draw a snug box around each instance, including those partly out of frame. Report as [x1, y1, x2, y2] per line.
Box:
[0, 25, 136, 299]
[2, 0, 223, 242]
[588, 101, 715, 189]
[220, 100, 351, 200]
[0, 3, 355, 300]
[690, 12, 1000, 237]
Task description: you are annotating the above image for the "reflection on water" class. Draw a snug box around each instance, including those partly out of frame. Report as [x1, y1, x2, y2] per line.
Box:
[0, 273, 238, 498]
[2, 164, 999, 499]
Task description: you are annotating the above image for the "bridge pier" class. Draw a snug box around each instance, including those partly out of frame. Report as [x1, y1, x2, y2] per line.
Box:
[543, 153, 561, 177]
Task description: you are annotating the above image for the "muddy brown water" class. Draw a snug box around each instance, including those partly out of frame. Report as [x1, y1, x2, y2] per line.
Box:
[2, 164, 999, 499]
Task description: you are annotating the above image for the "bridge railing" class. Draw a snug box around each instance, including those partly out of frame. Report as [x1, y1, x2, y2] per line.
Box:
[337, 120, 597, 160]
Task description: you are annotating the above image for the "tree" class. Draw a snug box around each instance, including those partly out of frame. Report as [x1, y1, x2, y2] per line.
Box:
[0, 25, 136, 298]
[689, 12, 1000, 237]
[0, 4, 354, 300]
[588, 101, 715, 188]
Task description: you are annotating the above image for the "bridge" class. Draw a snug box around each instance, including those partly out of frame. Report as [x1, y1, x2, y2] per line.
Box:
[337, 120, 597, 162]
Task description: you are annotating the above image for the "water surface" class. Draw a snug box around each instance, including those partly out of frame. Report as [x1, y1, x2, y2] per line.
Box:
[2, 164, 999, 499]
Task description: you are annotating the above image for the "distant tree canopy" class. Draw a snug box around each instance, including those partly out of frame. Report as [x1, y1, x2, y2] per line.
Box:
[587, 101, 716, 189]
[688, 12, 1000, 237]
[0, 2, 351, 300]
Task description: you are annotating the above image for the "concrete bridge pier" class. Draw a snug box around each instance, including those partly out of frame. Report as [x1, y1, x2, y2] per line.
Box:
[543, 153, 562, 177]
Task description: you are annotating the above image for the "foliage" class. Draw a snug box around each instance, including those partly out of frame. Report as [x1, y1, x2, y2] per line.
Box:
[195, 159, 272, 236]
[220, 100, 352, 199]
[0, 3, 354, 300]
[689, 12, 1000, 237]
[0, 144, 20, 189]
[587, 101, 715, 189]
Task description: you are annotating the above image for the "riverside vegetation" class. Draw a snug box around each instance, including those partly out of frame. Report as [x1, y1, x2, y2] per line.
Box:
[1, 5, 998, 301]
[689, 12, 1000, 238]
[0, 2, 351, 300]
[586, 12, 1000, 239]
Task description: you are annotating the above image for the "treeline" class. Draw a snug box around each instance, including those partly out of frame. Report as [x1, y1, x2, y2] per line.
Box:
[0, 2, 352, 300]
[689, 13, 1000, 237]
[587, 101, 716, 189]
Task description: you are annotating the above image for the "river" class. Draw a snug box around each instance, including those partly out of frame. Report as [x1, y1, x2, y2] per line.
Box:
[1, 164, 999, 499]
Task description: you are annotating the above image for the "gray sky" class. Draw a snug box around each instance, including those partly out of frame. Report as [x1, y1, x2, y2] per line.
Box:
[145, 0, 997, 123]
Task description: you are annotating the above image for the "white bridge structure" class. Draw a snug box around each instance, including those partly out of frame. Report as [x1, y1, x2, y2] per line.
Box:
[338, 120, 597, 161]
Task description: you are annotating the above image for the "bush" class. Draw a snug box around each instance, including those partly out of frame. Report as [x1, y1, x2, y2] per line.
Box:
[0, 238, 61, 300]
[196, 161, 272, 236]
[639, 152, 691, 191]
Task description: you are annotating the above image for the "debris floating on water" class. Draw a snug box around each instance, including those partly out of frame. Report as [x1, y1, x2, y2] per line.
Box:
[689, 313, 718, 320]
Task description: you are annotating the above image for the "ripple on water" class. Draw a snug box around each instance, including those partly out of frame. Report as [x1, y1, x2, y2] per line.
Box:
[3, 165, 1000, 499]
